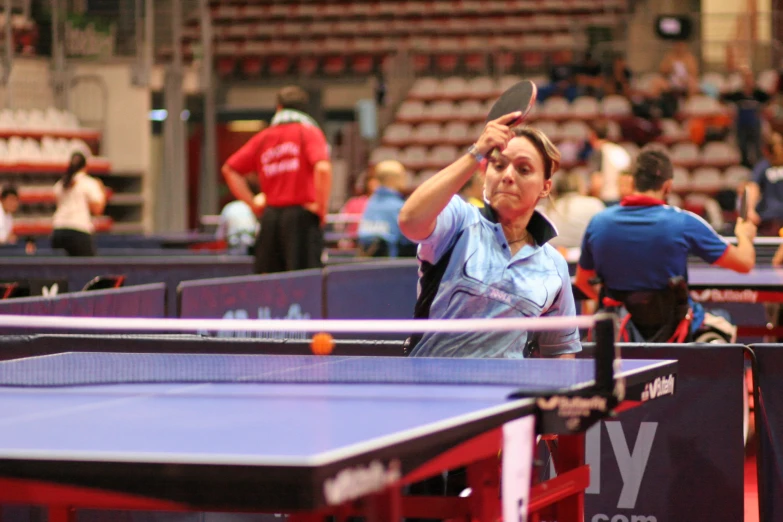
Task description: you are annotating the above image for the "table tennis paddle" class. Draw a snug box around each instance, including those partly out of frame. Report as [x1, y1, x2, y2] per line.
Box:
[485, 80, 537, 162]
[738, 186, 749, 221]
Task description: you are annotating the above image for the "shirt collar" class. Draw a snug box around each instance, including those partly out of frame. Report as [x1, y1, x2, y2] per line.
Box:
[374, 186, 402, 198]
[480, 205, 558, 245]
[620, 194, 667, 207]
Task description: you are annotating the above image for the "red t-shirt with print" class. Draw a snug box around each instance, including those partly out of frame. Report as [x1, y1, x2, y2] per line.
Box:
[226, 123, 330, 207]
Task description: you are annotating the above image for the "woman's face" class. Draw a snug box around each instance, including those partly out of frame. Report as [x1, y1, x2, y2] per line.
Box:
[484, 136, 552, 220]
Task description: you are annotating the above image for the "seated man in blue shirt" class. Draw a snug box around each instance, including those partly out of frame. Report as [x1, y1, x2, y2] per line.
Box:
[357, 160, 415, 257]
[575, 145, 757, 341]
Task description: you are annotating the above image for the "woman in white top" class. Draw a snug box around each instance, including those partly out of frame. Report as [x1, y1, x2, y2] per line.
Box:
[51, 152, 106, 256]
[546, 171, 605, 249]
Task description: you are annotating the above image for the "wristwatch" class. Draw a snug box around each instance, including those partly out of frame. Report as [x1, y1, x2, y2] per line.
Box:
[467, 144, 486, 163]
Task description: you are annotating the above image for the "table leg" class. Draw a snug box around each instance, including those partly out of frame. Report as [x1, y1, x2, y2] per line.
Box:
[466, 457, 500, 522]
[552, 434, 585, 522]
[46, 507, 75, 522]
[364, 487, 401, 522]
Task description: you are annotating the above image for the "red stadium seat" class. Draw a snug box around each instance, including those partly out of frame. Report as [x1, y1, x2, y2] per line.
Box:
[267, 56, 291, 76]
[493, 51, 517, 73]
[241, 57, 262, 77]
[351, 55, 375, 75]
[323, 56, 346, 75]
[412, 54, 431, 74]
[435, 53, 459, 74]
[464, 53, 486, 73]
[521, 51, 545, 70]
[297, 56, 319, 76]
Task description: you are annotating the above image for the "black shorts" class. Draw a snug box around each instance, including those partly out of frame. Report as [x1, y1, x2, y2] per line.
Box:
[254, 205, 323, 274]
[51, 228, 96, 257]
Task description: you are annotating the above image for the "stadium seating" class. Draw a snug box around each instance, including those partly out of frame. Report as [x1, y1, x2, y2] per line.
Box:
[161, 0, 629, 76]
[368, 66, 777, 217]
[0, 107, 116, 236]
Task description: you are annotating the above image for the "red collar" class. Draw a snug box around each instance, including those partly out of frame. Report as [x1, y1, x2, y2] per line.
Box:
[620, 195, 667, 207]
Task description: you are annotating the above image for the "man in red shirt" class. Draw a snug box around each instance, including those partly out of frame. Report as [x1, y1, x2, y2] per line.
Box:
[222, 86, 332, 273]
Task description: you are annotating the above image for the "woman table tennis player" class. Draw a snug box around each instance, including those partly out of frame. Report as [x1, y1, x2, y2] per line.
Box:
[398, 112, 581, 358]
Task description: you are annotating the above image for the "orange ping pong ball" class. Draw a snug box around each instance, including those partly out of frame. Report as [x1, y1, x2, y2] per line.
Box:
[778, 227, 783, 238]
[311, 332, 335, 355]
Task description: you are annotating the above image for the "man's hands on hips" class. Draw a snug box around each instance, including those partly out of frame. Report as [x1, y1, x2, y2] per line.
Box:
[252, 193, 267, 215]
[303, 202, 326, 225]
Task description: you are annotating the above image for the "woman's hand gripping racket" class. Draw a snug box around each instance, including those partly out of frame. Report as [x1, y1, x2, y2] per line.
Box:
[481, 80, 538, 162]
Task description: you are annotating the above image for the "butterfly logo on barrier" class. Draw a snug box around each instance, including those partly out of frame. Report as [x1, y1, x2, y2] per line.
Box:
[42, 284, 59, 297]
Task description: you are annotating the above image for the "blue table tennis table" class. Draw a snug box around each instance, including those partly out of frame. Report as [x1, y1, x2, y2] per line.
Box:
[0, 352, 676, 522]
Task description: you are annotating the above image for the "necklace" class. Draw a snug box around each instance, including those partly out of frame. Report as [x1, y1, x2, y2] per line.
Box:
[507, 231, 530, 245]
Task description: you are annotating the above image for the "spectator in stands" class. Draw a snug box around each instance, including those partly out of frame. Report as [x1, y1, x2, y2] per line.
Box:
[216, 199, 258, 255]
[606, 55, 633, 97]
[340, 172, 378, 222]
[546, 171, 605, 249]
[398, 115, 580, 358]
[222, 85, 332, 274]
[539, 50, 579, 102]
[0, 185, 19, 244]
[357, 160, 414, 257]
[576, 51, 604, 98]
[51, 152, 107, 257]
[374, 72, 387, 107]
[587, 119, 631, 205]
[723, 67, 771, 168]
[458, 173, 484, 208]
[576, 145, 756, 342]
[335, 173, 379, 250]
[746, 131, 783, 236]
[658, 41, 699, 97]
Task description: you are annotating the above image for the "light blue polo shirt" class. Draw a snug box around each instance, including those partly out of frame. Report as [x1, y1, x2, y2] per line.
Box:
[408, 195, 581, 358]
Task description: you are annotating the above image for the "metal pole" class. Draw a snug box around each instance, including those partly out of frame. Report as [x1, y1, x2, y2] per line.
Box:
[131, 0, 153, 86]
[198, 0, 218, 220]
[144, 0, 153, 79]
[160, 0, 187, 232]
[50, 0, 67, 110]
[2, 0, 13, 87]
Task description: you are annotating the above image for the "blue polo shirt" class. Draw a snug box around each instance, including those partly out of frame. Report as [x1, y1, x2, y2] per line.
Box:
[409, 196, 581, 358]
[579, 198, 729, 291]
[751, 159, 783, 221]
[358, 186, 411, 257]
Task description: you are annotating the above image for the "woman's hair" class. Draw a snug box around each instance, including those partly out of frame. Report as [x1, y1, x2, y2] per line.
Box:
[62, 152, 87, 189]
[512, 126, 561, 180]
